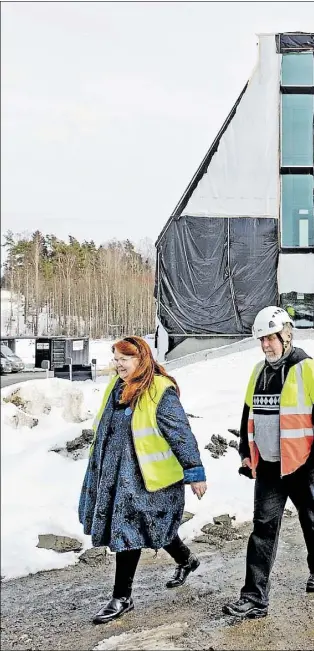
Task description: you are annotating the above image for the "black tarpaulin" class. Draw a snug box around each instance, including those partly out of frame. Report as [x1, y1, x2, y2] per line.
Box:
[156, 216, 278, 336]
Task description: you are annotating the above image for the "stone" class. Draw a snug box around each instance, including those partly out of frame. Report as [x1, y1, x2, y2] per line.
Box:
[66, 429, 94, 452]
[37, 534, 83, 553]
[193, 534, 214, 544]
[51, 428, 94, 460]
[205, 434, 228, 459]
[204, 442, 216, 453]
[78, 547, 107, 566]
[201, 523, 221, 536]
[181, 511, 194, 524]
[228, 428, 240, 438]
[229, 440, 239, 451]
[213, 513, 235, 526]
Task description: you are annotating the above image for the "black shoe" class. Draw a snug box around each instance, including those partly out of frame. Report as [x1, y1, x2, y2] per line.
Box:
[306, 574, 314, 593]
[222, 597, 268, 619]
[166, 554, 200, 589]
[93, 597, 134, 624]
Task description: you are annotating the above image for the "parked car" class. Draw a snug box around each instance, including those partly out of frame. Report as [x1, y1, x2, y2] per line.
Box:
[0, 354, 12, 374]
[0, 345, 25, 373]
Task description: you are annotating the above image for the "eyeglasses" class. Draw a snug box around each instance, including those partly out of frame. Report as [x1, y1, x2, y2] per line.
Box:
[111, 356, 135, 365]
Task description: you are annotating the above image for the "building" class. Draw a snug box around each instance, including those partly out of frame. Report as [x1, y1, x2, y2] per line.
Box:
[155, 32, 314, 361]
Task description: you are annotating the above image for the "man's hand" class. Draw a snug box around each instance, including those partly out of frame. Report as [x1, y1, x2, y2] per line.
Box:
[191, 481, 207, 500]
[242, 456, 256, 478]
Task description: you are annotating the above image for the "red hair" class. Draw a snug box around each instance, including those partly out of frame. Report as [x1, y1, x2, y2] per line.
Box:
[112, 336, 179, 407]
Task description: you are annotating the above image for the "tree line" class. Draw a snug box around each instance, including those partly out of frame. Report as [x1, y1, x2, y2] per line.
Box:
[1, 231, 156, 339]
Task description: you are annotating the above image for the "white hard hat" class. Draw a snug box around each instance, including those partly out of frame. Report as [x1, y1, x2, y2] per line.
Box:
[252, 306, 294, 339]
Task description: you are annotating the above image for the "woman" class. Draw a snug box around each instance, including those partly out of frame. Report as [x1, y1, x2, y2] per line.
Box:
[79, 336, 207, 624]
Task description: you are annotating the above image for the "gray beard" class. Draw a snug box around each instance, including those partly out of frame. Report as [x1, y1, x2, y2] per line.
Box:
[266, 345, 293, 368]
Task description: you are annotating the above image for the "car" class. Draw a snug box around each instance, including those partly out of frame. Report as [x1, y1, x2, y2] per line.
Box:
[0, 355, 12, 374]
[0, 345, 25, 373]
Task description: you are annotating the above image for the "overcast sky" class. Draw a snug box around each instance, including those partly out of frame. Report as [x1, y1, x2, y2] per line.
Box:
[1, 1, 313, 247]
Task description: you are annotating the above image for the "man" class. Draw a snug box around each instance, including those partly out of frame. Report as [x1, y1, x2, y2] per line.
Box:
[223, 306, 314, 619]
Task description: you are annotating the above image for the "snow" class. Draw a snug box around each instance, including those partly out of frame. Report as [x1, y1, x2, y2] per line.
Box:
[1, 337, 313, 580]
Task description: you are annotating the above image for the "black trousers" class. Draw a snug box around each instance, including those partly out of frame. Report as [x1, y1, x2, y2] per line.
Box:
[113, 535, 191, 599]
[241, 458, 314, 607]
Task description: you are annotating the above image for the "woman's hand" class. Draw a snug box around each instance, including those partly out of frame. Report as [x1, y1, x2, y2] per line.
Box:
[191, 481, 207, 500]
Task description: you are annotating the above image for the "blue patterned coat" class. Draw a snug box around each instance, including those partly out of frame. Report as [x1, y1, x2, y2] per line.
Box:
[78, 379, 205, 551]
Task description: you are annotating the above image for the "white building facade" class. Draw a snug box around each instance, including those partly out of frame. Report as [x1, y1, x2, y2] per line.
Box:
[155, 32, 314, 360]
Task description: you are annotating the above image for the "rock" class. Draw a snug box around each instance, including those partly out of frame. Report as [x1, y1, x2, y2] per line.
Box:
[228, 428, 240, 438]
[186, 413, 202, 419]
[51, 428, 94, 460]
[201, 514, 237, 541]
[204, 442, 216, 453]
[229, 440, 239, 451]
[201, 523, 221, 536]
[66, 429, 94, 452]
[37, 534, 83, 553]
[284, 508, 293, 518]
[205, 434, 228, 459]
[181, 511, 194, 524]
[213, 513, 235, 526]
[213, 434, 227, 445]
[78, 547, 107, 566]
[193, 534, 215, 544]
[3, 390, 26, 409]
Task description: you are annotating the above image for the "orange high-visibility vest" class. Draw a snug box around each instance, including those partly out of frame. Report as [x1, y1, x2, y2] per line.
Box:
[245, 358, 314, 476]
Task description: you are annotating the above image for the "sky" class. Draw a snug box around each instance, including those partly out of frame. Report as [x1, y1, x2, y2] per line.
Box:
[1, 1, 314, 247]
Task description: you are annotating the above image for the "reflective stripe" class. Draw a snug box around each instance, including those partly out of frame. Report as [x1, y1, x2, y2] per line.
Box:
[248, 432, 254, 442]
[281, 428, 314, 439]
[133, 427, 158, 438]
[280, 405, 312, 415]
[139, 449, 174, 464]
[280, 414, 313, 429]
[292, 362, 309, 413]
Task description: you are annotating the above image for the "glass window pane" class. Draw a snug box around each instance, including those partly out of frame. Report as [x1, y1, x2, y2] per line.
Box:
[281, 94, 314, 166]
[281, 53, 314, 85]
[281, 292, 314, 328]
[281, 175, 314, 247]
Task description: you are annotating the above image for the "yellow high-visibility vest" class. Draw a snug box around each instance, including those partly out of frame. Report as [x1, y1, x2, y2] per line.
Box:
[90, 374, 184, 491]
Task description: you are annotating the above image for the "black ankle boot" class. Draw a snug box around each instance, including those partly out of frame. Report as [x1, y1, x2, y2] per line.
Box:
[306, 573, 314, 593]
[93, 596, 134, 624]
[222, 597, 268, 619]
[166, 554, 200, 589]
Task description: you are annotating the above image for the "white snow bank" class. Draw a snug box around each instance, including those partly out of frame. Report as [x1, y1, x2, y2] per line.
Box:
[1, 338, 313, 579]
[1, 378, 109, 579]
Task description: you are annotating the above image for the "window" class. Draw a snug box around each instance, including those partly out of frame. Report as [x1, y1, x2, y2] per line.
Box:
[281, 53, 314, 86]
[281, 292, 314, 328]
[281, 175, 314, 247]
[281, 94, 314, 166]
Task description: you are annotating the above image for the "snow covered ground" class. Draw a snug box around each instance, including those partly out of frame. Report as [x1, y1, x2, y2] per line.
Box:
[1, 337, 313, 580]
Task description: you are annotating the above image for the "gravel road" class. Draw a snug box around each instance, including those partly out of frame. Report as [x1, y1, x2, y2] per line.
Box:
[0, 371, 47, 388]
[1, 515, 313, 651]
